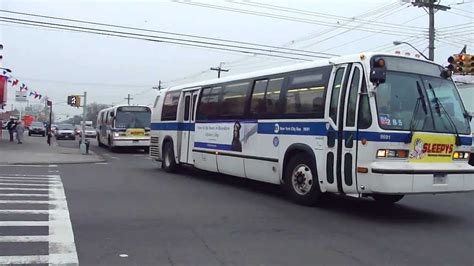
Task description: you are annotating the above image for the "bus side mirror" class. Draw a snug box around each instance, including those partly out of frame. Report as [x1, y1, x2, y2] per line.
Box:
[370, 69, 386, 85]
[370, 57, 386, 85]
[110, 111, 115, 117]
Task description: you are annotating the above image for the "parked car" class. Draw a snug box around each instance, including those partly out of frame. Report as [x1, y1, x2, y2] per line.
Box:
[28, 121, 46, 137]
[55, 124, 76, 140]
[81, 126, 97, 138]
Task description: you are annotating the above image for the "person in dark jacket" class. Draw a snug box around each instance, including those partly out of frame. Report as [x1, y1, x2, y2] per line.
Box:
[6, 118, 16, 142]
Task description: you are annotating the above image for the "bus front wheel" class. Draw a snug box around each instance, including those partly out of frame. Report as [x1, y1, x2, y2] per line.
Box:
[162, 142, 177, 172]
[284, 153, 322, 206]
[372, 194, 404, 205]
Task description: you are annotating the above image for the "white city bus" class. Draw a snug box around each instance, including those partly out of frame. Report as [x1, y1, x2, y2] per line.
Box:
[97, 105, 151, 152]
[150, 53, 474, 205]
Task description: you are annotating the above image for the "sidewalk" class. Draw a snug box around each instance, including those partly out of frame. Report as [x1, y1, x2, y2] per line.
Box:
[0, 130, 105, 165]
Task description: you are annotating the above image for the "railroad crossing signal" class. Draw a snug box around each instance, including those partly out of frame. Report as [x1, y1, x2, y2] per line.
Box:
[67, 95, 81, 107]
[447, 54, 474, 75]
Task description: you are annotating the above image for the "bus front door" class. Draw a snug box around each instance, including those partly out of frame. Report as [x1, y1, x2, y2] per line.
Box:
[339, 64, 363, 194]
[179, 89, 199, 164]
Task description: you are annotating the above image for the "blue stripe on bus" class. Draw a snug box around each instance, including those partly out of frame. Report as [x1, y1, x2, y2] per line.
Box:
[194, 142, 233, 150]
[151, 122, 194, 131]
[257, 122, 327, 136]
[151, 122, 473, 145]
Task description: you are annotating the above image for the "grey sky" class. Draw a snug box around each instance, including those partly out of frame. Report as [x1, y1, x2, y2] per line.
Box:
[1, 0, 472, 120]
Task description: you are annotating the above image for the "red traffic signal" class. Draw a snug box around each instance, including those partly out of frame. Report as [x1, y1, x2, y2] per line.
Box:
[448, 54, 474, 74]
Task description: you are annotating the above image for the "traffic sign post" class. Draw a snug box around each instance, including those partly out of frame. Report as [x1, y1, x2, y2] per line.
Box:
[79, 91, 88, 155]
[67, 93, 88, 154]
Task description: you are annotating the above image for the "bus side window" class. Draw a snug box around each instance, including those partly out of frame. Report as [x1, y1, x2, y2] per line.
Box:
[358, 77, 372, 129]
[284, 67, 331, 118]
[197, 87, 222, 120]
[329, 68, 345, 124]
[161, 91, 181, 121]
[265, 78, 284, 116]
[220, 82, 250, 117]
[250, 79, 268, 116]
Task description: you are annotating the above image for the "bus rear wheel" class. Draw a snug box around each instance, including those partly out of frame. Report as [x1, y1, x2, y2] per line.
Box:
[162, 142, 177, 172]
[284, 153, 322, 206]
[372, 194, 404, 205]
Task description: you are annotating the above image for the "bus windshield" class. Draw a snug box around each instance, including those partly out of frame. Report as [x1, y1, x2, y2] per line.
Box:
[115, 110, 151, 129]
[376, 71, 470, 135]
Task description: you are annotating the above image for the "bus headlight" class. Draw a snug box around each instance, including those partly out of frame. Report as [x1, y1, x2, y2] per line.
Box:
[453, 151, 470, 160]
[376, 149, 408, 159]
[114, 132, 120, 137]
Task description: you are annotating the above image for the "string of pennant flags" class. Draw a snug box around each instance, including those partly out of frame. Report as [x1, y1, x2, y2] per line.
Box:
[1, 69, 47, 101]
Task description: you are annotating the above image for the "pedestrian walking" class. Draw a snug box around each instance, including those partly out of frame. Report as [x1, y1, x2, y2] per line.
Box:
[6, 118, 16, 142]
[15, 121, 25, 144]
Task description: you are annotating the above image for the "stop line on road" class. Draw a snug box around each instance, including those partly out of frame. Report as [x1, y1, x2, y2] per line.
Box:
[0, 173, 78, 265]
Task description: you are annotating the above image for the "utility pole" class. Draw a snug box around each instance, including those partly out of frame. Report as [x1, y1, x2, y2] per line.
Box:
[152, 80, 163, 90]
[210, 62, 229, 78]
[411, 0, 450, 61]
[124, 94, 133, 105]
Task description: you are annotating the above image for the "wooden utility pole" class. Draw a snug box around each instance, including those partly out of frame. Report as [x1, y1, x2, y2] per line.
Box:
[124, 94, 133, 105]
[152, 80, 163, 90]
[210, 62, 229, 78]
[411, 0, 450, 61]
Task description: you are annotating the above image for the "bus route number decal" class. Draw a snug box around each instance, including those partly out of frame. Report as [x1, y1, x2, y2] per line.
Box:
[380, 134, 391, 141]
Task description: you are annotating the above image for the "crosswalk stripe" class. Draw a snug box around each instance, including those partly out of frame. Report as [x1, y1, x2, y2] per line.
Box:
[0, 182, 61, 187]
[0, 193, 51, 197]
[0, 179, 61, 184]
[0, 200, 50, 204]
[0, 187, 50, 191]
[0, 235, 49, 242]
[0, 174, 59, 178]
[0, 221, 49, 226]
[0, 253, 78, 264]
[0, 210, 50, 214]
[0, 177, 60, 181]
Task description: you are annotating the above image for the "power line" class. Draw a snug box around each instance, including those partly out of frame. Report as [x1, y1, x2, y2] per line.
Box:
[176, 1, 425, 37]
[15, 77, 153, 88]
[0, 9, 335, 58]
[236, 0, 426, 32]
[0, 17, 316, 61]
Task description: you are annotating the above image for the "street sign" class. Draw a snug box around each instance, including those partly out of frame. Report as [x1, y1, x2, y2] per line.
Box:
[15, 90, 27, 102]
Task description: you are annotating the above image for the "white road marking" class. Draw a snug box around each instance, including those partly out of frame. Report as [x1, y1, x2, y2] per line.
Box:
[95, 162, 108, 165]
[111, 156, 120, 160]
[48, 164, 58, 167]
[0, 179, 61, 184]
[0, 221, 49, 226]
[0, 176, 60, 181]
[0, 193, 50, 197]
[0, 253, 78, 264]
[0, 165, 54, 168]
[0, 187, 50, 191]
[0, 200, 50, 204]
[0, 174, 59, 177]
[0, 173, 79, 265]
[0, 210, 50, 214]
[0, 182, 61, 187]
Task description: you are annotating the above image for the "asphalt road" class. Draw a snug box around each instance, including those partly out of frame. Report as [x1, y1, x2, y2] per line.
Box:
[2, 137, 474, 265]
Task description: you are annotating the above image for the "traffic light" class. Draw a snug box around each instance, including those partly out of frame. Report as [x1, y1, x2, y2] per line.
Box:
[67, 95, 81, 107]
[447, 54, 474, 74]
